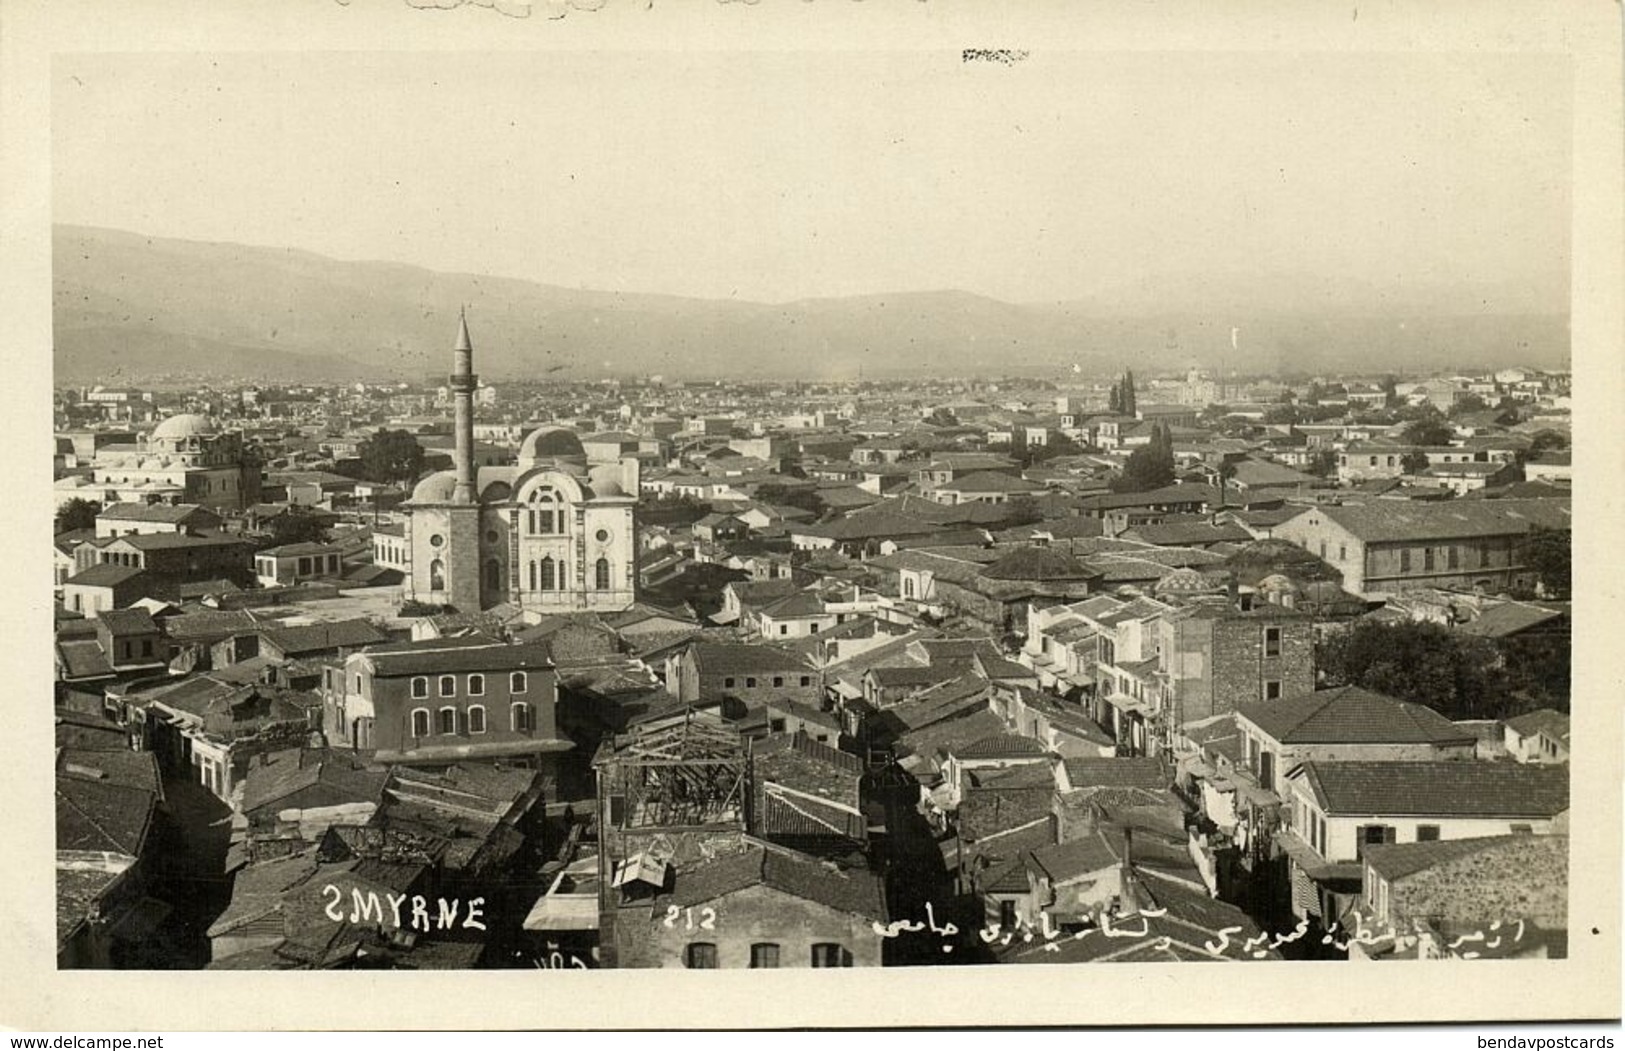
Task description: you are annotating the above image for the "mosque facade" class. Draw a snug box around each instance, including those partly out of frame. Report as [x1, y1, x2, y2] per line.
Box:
[403, 315, 640, 615]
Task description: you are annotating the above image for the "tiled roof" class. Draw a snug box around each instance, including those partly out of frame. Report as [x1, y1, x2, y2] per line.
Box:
[55, 639, 114, 680]
[689, 641, 809, 675]
[360, 638, 553, 677]
[981, 546, 1096, 582]
[956, 733, 1048, 760]
[161, 608, 260, 642]
[664, 847, 886, 919]
[1028, 829, 1120, 881]
[261, 619, 390, 654]
[1455, 602, 1565, 638]
[64, 564, 147, 588]
[1296, 499, 1570, 543]
[958, 786, 1055, 842]
[939, 471, 1043, 494]
[1236, 686, 1475, 746]
[1296, 760, 1570, 818]
[57, 773, 155, 857]
[1503, 708, 1570, 741]
[94, 607, 158, 636]
[98, 502, 214, 523]
[753, 729, 862, 773]
[1062, 757, 1172, 792]
[1361, 833, 1562, 882]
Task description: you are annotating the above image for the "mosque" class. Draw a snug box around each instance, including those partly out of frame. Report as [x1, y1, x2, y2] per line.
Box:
[60, 413, 262, 511]
[403, 314, 640, 615]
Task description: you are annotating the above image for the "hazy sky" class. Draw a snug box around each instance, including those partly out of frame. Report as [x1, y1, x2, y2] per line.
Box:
[53, 49, 1572, 306]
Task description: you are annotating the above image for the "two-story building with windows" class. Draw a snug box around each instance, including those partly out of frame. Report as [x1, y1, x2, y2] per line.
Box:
[1277, 760, 1569, 929]
[1232, 685, 1477, 798]
[254, 541, 347, 587]
[1273, 499, 1571, 598]
[329, 636, 570, 770]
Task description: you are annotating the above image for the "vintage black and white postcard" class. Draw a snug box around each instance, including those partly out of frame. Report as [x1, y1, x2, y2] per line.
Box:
[1, 0, 1619, 1032]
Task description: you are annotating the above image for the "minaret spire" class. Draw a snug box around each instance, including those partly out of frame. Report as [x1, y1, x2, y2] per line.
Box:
[450, 307, 478, 504]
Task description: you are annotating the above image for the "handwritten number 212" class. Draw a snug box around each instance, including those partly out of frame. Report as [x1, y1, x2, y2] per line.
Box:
[664, 906, 718, 931]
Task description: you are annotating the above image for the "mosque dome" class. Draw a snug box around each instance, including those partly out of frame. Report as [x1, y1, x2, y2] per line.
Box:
[982, 545, 1093, 582]
[151, 413, 218, 441]
[1257, 573, 1300, 595]
[587, 464, 627, 497]
[518, 426, 586, 468]
[1154, 566, 1215, 595]
[410, 470, 458, 503]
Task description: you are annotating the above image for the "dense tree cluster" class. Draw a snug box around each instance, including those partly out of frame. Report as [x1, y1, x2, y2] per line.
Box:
[356, 428, 428, 488]
[1317, 619, 1567, 720]
[55, 497, 101, 534]
[1112, 421, 1175, 493]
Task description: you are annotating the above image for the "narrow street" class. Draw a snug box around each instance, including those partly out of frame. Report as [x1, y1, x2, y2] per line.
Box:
[141, 773, 234, 968]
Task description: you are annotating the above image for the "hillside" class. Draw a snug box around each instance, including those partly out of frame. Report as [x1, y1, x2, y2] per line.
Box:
[52, 225, 1570, 384]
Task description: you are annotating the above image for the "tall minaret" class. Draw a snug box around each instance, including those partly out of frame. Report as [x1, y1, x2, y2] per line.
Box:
[450, 308, 478, 504]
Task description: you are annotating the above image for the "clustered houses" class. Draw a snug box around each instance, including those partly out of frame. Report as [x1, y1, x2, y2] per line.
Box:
[55, 327, 1574, 970]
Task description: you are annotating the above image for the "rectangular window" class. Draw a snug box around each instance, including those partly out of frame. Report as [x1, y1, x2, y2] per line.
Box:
[779, 625, 788, 635]
[769, 718, 786, 733]
[1400, 549, 1412, 573]
[411, 709, 430, 737]
[800, 676, 811, 687]
[745, 677, 756, 688]
[1424, 547, 1435, 571]
[438, 708, 458, 735]
[685, 944, 719, 969]
[468, 706, 487, 734]
[439, 675, 456, 697]
[749, 944, 780, 969]
[724, 677, 735, 688]
[1339, 544, 1347, 562]
[772, 676, 784, 687]
[1264, 627, 1281, 658]
[511, 672, 527, 694]
[1264, 680, 1282, 701]
[1447, 546, 1460, 570]
[999, 899, 1018, 932]
[810, 943, 852, 968]
[411, 677, 429, 699]
[468, 674, 485, 696]
[1416, 825, 1440, 842]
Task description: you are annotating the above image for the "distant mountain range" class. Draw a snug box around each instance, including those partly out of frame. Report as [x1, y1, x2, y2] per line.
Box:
[52, 224, 1570, 385]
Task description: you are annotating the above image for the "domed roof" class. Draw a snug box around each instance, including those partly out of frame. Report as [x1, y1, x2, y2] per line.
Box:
[1154, 566, 1215, 594]
[587, 464, 626, 497]
[151, 413, 217, 440]
[518, 426, 585, 466]
[1257, 573, 1300, 593]
[981, 545, 1093, 582]
[410, 470, 458, 503]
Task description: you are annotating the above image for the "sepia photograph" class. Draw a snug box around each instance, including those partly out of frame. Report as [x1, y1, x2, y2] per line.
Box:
[5, 0, 1622, 1033]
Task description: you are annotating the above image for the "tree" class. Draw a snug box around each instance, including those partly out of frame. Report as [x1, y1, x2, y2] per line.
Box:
[1307, 449, 1339, 478]
[1400, 450, 1430, 475]
[1112, 422, 1175, 493]
[1263, 405, 1300, 425]
[266, 508, 330, 548]
[1005, 494, 1044, 527]
[1449, 393, 1488, 417]
[1380, 374, 1399, 408]
[357, 428, 427, 488]
[1401, 416, 1454, 448]
[1517, 525, 1571, 599]
[1316, 621, 1511, 720]
[1120, 371, 1138, 418]
[55, 497, 101, 534]
[1528, 430, 1568, 457]
[1108, 382, 1121, 414]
